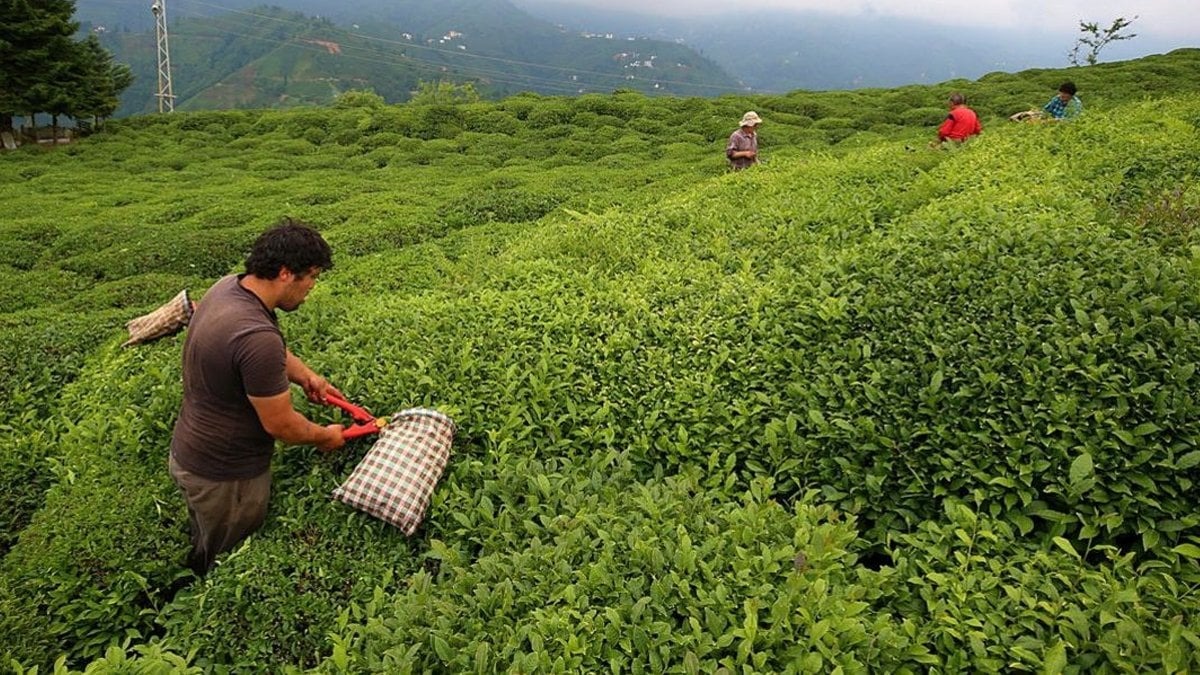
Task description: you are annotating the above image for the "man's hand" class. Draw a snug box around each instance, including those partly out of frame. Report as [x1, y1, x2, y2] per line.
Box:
[286, 350, 343, 403]
[317, 424, 346, 453]
[248, 392, 347, 451]
[298, 372, 343, 404]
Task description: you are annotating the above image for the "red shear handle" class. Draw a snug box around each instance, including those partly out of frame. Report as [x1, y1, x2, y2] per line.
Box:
[324, 392, 389, 440]
[324, 392, 373, 423]
[343, 424, 383, 440]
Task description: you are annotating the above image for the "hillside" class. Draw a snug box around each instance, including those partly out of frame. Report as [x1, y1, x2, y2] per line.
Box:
[514, 1, 1188, 92]
[98, 8, 447, 115]
[82, 0, 739, 115]
[1, 51, 1199, 671]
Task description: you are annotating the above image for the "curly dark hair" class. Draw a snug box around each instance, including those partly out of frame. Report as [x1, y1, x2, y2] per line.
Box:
[1058, 81, 1077, 96]
[244, 218, 333, 279]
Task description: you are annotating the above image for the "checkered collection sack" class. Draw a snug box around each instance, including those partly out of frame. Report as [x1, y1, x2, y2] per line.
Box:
[1009, 109, 1044, 122]
[123, 289, 194, 347]
[332, 408, 457, 535]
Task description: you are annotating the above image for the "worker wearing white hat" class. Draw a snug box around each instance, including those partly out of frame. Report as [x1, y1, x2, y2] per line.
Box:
[726, 111, 762, 170]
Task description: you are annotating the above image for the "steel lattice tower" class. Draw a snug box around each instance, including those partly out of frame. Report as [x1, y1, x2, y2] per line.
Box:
[151, 0, 175, 112]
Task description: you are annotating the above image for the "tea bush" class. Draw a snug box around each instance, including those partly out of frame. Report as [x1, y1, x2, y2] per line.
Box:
[0, 308, 121, 421]
[317, 476, 931, 673]
[152, 457, 420, 670]
[0, 266, 88, 313]
[0, 346, 191, 665]
[879, 500, 1200, 672]
[900, 106, 947, 127]
[525, 102, 576, 130]
[0, 422, 57, 555]
[1131, 186, 1200, 251]
[437, 185, 566, 229]
[3, 53, 1200, 672]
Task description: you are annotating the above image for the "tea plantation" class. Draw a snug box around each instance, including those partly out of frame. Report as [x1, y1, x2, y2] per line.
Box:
[2, 50, 1200, 673]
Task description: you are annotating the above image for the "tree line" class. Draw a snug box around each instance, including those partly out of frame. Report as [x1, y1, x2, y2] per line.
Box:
[0, 0, 134, 139]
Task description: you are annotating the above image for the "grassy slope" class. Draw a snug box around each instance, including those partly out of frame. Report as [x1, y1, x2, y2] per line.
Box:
[1, 52, 1199, 671]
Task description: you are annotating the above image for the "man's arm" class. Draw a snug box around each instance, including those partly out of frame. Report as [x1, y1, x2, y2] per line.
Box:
[726, 134, 755, 160]
[249, 390, 345, 452]
[286, 349, 342, 403]
[936, 115, 954, 141]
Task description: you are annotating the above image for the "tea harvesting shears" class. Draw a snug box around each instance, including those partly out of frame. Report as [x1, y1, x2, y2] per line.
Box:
[324, 392, 390, 440]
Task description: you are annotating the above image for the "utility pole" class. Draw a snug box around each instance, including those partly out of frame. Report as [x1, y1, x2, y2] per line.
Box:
[152, 0, 175, 112]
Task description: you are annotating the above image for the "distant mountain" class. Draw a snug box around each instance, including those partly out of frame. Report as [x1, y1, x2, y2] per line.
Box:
[513, 1, 1182, 91]
[669, 12, 1059, 91]
[76, 0, 740, 115]
[91, 9, 433, 115]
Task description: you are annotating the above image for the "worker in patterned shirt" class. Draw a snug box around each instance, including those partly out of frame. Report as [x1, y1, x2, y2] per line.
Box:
[726, 111, 762, 170]
[1043, 81, 1083, 120]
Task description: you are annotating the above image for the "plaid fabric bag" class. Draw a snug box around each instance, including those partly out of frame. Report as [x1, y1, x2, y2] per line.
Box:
[1009, 109, 1044, 122]
[123, 289, 194, 347]
[332, 408, 456, 535]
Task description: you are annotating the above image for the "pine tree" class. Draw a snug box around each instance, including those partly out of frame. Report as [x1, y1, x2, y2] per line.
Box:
[76, 34, 133, 129]
[0, 0, 80, 133]
[1, 0, 131, 139]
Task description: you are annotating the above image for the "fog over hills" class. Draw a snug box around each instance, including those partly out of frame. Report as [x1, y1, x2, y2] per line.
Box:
[75, 0, 1190, 111]
[514, 0, 1187, 91]
[76, 0, 738, 115]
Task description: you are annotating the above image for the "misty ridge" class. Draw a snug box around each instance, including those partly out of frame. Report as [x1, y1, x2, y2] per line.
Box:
[514, 0, 1182, 91]
[75, 0, 1185, 116]
[79, 0, 740, 115]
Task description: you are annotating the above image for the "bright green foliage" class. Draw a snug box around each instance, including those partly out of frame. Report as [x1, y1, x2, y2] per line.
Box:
[321, 477, 922, 673]
[881, 501, 1200, 672]
[0, 346, 191, 662]
[331, 89, 385, 110]
[2, 53, 1200, 673]
[409, 80, 481, 106]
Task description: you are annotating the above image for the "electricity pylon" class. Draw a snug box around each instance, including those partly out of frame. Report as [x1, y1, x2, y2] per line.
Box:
[151, 0, 175, 112]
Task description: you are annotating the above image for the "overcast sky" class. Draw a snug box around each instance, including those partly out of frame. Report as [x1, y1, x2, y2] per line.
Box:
[544, 0, 1200, 40]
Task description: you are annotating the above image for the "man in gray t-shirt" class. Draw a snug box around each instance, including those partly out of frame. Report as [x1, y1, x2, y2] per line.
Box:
[170, 219, 345, 575]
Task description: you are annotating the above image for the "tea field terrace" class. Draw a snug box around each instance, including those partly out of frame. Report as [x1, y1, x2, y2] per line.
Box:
[1, 56, 1200, 672]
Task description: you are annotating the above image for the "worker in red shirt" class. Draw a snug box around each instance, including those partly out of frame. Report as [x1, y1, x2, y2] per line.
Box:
[931, 93, 982, 147]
